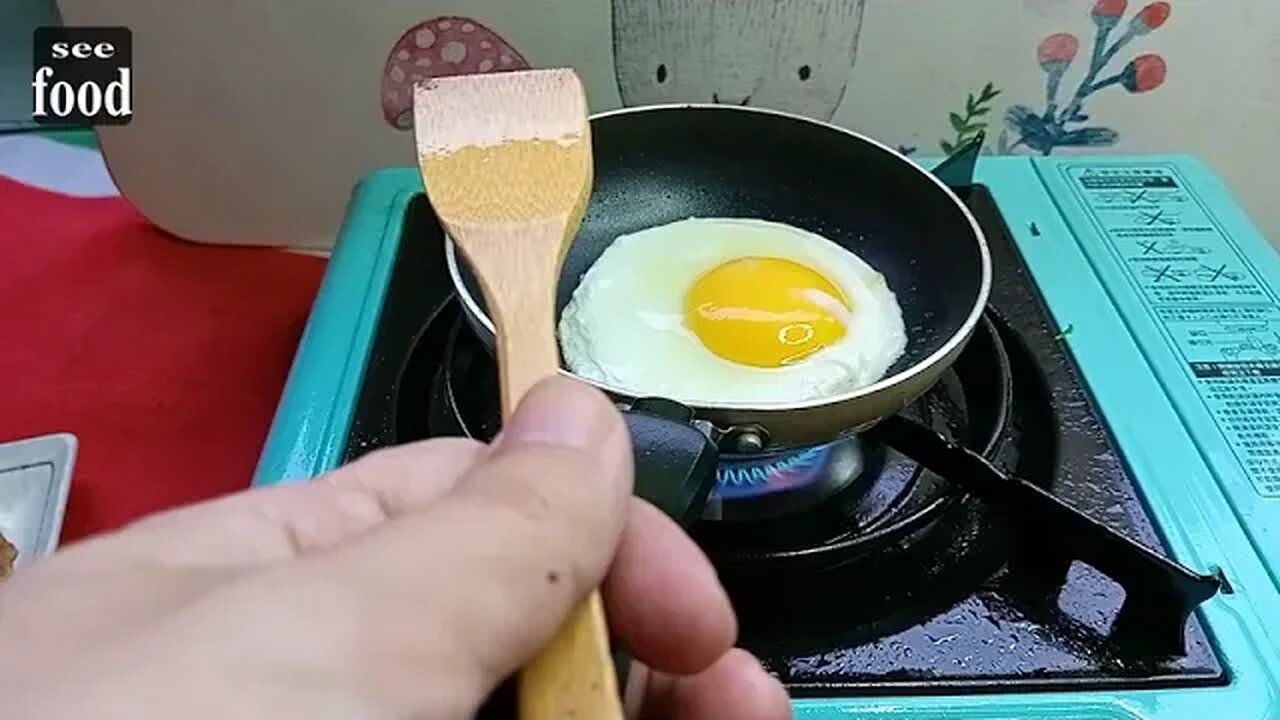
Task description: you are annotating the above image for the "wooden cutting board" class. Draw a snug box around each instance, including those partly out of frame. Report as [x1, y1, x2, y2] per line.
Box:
[53, 0, 621, 250]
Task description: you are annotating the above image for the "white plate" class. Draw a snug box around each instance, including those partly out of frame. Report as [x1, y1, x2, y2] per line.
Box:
[0, 433, 76, 573]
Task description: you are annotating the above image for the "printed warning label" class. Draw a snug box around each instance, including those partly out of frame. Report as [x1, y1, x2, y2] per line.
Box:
[1063, 163, 1280, 498]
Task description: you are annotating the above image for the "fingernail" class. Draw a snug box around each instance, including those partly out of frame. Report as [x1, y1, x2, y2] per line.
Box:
[502, 376, 613, 450]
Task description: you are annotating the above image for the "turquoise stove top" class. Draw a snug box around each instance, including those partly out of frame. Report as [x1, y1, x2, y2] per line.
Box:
[253, 155, 1280, 719]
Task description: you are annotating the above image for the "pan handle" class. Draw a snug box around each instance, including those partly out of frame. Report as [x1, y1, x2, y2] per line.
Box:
[622, 397, 722, 526]
[868, 414, 1224, 657]
[614, 397, 721, 701]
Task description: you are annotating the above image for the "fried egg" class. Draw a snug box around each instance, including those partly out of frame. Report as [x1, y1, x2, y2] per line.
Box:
[557, 217, 908, 405]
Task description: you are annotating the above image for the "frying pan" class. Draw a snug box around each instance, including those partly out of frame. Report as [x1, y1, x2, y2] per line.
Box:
[446, 104, 991, 449]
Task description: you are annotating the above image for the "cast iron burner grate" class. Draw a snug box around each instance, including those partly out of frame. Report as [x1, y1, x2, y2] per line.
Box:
[424, 300, 998, 540]
[340, 186, 1226, 695]
[423, 301, 1011, 573]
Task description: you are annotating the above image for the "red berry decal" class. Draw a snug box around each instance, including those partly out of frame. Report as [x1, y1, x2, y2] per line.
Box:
[1123, 54, 1167, 93]
[1038, 33, 1080, 68]
[1136, 2, 1171, 31]
[1092, 0, 1128, 18]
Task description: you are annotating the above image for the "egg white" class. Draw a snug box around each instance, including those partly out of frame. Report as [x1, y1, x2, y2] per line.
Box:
[557, 217, 908, 405]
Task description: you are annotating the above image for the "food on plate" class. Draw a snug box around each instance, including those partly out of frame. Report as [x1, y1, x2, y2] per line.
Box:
[557, 217, 907, 404]
[0, 530, 15, 579]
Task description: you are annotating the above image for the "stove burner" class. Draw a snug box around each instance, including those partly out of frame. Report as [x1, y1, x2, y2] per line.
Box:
[692, 313, 1011, 574]
[708, 438, 867, 521]
[437, 311, 881, 522]
[413, 297, 1016, 579]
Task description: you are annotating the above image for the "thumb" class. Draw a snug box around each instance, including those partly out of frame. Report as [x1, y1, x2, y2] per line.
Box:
[295, 376, 634, 716]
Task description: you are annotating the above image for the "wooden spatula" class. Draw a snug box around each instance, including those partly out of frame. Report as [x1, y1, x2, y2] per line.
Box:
[413, 69, 621, 720]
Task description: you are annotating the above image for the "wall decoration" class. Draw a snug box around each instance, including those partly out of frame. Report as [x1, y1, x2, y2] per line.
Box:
[381, 16, 530, 130]
[1000, 0, 1170, 155]
[1022, 0, 1076, 16]
[611, 0, 866, 121]
[940, 82, 1002, 156]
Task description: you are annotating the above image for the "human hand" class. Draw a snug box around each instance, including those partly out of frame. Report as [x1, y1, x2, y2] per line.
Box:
[0, 376, 791, 720]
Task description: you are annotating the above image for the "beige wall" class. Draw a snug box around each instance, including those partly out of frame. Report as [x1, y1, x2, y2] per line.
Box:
[57, 0, 1279, 248]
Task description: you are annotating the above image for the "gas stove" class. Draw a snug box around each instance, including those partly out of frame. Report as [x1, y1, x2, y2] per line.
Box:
[254, 155, 1280, 719]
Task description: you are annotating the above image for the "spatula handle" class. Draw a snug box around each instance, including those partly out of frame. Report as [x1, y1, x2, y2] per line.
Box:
[492, 301, 564, 422]
[518, 592, 619, 720]
[484, 252, 624, 720]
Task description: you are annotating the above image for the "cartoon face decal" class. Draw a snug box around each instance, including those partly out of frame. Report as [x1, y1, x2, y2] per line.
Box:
[612, 0, 867, 120]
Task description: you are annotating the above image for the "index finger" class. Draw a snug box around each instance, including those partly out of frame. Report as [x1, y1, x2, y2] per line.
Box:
[72, 436, 488, 569]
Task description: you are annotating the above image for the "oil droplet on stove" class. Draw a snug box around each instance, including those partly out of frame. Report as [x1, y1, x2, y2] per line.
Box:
[884, 641, 913, 661]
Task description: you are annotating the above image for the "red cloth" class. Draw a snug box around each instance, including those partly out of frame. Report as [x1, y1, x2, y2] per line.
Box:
[1, 178, 326, 542]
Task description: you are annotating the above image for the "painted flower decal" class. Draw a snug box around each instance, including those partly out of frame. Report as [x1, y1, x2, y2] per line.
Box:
[1035, 32, 1079, 121]
[1037, 33, 1080, 70]
[1002, 0, 1173, 155]
[1091, 0, 1128, 27]
[1122, 53, 1167, 92]
[1133, 2, 1171, 33]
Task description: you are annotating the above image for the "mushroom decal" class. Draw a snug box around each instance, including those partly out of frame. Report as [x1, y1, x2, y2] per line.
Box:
[611, 0, 867, 121]
[381, 16, 531, 130]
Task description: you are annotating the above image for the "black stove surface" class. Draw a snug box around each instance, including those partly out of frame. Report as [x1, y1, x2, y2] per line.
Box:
[342, 187, 1225, 694]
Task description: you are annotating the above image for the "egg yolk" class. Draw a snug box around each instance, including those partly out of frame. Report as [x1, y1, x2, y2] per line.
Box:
[684, 257, 851, 368]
